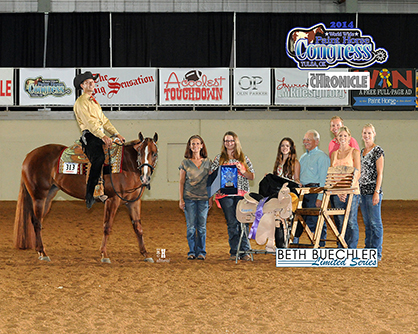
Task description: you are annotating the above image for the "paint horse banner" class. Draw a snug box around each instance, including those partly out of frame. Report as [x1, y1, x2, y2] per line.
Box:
[351, 68, 416, 110]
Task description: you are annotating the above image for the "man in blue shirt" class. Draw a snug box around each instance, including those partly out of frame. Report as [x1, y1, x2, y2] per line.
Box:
[298, 130, 330, 246]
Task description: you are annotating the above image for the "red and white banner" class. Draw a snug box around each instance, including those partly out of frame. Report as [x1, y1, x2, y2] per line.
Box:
[274, 68, 349, 106]
[0, 68, 13, 105]
[233, 68, 271, 105]
[20, 68, 75, 106]
[85, 68, 156, 105]
[159, 68, 229, 105]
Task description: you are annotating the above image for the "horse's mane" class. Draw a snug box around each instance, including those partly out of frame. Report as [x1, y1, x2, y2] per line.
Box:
[124, 139, 141, 147]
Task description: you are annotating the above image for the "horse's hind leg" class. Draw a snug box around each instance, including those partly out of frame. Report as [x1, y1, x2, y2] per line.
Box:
[31, 186, 60, 261]
[127, 200, 154, 263]
[31, 198, 51, 261]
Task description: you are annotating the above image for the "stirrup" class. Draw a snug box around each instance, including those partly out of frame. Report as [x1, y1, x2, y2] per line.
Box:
[94, 194, 108, 202]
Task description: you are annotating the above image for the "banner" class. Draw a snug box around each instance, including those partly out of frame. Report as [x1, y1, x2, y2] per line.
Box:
[274, 68, 349, 106]
[233, 68, 270, 105]
[159, 68, 229, 105]
[0, 68, 13, 105]
[84, 68, 156, 105]
[351, 68, 416, 110]
[20, 68, 75, 106]
[285, 22, 388, 70]
[276, 248, 378, 267]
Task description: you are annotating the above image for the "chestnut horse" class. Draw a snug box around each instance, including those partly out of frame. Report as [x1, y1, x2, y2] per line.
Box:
[13, 132, 158, 263]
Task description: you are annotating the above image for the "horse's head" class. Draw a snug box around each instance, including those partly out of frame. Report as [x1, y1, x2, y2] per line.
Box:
[135, 132, 158, 187]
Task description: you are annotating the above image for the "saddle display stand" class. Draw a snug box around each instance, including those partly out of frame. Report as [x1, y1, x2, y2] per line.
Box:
[290, 166, 357, 248]
[235, 183, 298, 263]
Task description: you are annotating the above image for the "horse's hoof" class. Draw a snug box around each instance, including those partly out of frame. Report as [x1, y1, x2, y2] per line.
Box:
[101, 258, 111, 264]
[144, 257, 154, 263]
[38, 255, 51, 262]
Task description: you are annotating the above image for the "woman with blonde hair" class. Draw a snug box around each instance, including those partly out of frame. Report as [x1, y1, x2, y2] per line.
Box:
[359, 124, 384, 261]
[210, 131, 255, 261]
[330, 126, 361, 248]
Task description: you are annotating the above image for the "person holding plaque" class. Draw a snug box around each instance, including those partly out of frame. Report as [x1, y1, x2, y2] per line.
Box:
[179, 135, 212, 261]
[210, 131, 255, 261]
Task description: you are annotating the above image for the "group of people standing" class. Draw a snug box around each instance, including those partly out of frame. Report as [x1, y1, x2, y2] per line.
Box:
[178, 116, 385, 262]
[71, 71, 384, 263]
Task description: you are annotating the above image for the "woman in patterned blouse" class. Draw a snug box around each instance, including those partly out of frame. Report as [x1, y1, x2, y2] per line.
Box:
[210, 131, 255, 261]
[358, 124, 385, 261]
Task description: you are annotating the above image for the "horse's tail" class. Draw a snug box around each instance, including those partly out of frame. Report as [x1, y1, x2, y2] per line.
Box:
[13, 179, 36, 249]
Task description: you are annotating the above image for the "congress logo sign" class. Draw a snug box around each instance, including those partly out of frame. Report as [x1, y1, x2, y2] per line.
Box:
[286, 22, 388, 70]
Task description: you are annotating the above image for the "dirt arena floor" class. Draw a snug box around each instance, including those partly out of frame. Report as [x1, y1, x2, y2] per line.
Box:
[0, 200, 417, 334]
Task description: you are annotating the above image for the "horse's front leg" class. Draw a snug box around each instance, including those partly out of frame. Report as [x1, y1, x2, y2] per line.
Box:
[100, 197, 121, 263]
[127, 199, 154, 263]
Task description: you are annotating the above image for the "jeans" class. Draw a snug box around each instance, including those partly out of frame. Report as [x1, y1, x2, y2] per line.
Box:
[330, 194, 360, 249]
[184, 199, 209, 257]
[219, 196, 250, 256]
[302, 193, 327, 247]
[360, 193, 383, 260]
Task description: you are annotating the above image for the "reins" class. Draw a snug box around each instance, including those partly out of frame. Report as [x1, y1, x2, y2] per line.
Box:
[107, 141, 153, 203]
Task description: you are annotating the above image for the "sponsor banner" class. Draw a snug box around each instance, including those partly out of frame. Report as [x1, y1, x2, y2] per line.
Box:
[233, 68, 271, 105]
[308, 71, 370, 90]
[275, 68, 349, 106]
[0, 68, 13, 105]
[276, 248, 378, 267]
[351, 68, 416, 110]
[20, 68, 75, 106]
[159, 68, 229, 105]
[85, 68, 156, 105]
[286, 22, 388, 70]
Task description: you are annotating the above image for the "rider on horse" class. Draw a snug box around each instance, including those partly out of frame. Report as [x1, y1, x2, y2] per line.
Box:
[73, 71, 125, 209]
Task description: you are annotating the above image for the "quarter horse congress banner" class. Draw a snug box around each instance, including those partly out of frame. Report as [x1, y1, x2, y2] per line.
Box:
[20, 68, 75, 106]
[159, 68, 230, 105]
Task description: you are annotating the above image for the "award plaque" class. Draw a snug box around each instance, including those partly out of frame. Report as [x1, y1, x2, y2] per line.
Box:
[220, 165, 238, 194]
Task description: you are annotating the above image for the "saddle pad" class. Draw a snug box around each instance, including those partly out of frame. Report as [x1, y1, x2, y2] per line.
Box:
[58, 140, 124, 175]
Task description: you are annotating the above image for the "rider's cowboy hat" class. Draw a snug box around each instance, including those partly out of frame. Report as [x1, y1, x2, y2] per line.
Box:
[73, 71, 99, 90]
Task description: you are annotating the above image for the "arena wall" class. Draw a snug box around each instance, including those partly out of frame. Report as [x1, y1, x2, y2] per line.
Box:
[1, 112, 416, 200]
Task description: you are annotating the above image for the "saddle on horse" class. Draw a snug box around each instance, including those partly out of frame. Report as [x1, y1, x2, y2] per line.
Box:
[58, 140, 124, 200]
[58, 140, 123, 175]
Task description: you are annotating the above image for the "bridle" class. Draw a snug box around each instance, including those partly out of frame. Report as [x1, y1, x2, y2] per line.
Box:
[108, 139, 157, 203]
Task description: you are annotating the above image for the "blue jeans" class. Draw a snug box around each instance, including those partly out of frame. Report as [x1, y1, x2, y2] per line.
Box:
[219, 196, 250, 256]
[330, 194, 360, 249]
[184, 199, 209, 257]
[360, 193, 383, 260]
[302, 193, 327, 247]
